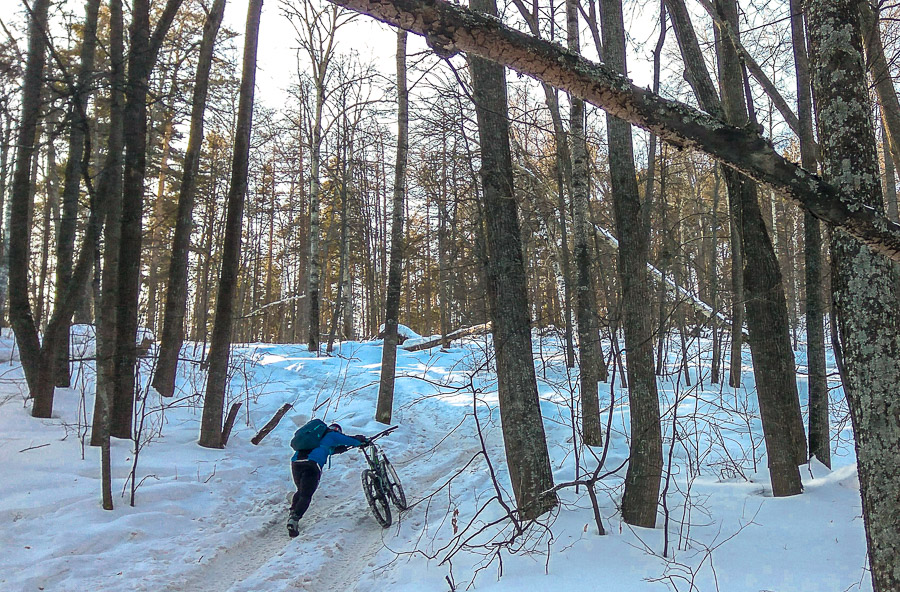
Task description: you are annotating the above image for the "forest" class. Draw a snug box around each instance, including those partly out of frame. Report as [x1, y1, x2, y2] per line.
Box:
[1, 0, 899, 589]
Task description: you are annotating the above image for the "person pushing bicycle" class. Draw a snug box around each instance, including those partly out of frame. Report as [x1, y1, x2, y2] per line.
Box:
[287, 420, 370, 538]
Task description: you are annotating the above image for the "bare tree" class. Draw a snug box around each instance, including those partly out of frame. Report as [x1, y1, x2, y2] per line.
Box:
[8, 0, 51, 414]
[110, 0, 184, 438]
[283, 0, 354, 354]
[568, 0, 605, 448]
[598, 0, 662, 527]
[468, 0, 557, 519]
[375, 30, 408, 424]
[152, 0, 227, 398]
[199, 0, 263, 449]
[790, 0, 829, 468]
[53, 0, 101, 388]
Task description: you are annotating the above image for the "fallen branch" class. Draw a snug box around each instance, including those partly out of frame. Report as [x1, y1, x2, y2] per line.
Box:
[221, 401, 243, 446]
[240, 294, 307, 319]
[19, 443, 50, 453]
[401, 323, 491, 352]
[251, 402, 292, 445]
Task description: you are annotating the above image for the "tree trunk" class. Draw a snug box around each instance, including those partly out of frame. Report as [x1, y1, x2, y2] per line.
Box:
[790, 0, 829, 468]
[600, 0, 663, 528]
[666, 0, 805, 493]
[152, 0, 227, 398]
[8, 0, 52, 415]
[307, 76, 326, 354]
[92, 0, 126, 448]
[54, 0, 101, 388]
[0, 116, 12, 327]
[807, 2, 900, 588]
[112, 0, 184, 439]
[199, 0, 262, 449]
[716, 0, 805, 490]
[709, 166, 722, 384]
[468, 0, 556, 520]
[376, 30, 408, 424]
[37, 118, 59, 330]
[568, 0, 605, 448]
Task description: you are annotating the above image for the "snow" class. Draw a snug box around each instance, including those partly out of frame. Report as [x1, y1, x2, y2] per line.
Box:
[377, 323, 422, 341]
[0, 327, 871, 591]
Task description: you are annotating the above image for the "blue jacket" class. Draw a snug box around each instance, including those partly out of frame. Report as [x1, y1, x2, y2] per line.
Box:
[292, 430, 366, 467]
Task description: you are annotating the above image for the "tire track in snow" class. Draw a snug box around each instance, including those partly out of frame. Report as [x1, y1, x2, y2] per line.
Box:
[290, 494, 389, 591]
[165, 515, 290, 592]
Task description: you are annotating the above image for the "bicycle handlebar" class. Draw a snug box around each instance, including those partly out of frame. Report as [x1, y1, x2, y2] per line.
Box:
[364, 425, 398, 444]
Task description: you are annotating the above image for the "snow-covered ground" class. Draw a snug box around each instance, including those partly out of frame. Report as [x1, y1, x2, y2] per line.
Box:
[0, 327, 870, 591]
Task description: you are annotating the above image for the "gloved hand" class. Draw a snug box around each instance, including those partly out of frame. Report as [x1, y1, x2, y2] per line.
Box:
[332, 445, 350, 454]
[353, 434, 370, 446]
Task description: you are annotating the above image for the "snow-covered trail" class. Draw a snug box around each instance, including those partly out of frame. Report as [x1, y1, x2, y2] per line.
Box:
[168, 515, 289, 592]
[150, 345, 481, 592]
[161, 448, 453, 592]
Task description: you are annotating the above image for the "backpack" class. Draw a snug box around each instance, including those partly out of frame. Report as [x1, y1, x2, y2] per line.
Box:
[291, 419, 329, 456]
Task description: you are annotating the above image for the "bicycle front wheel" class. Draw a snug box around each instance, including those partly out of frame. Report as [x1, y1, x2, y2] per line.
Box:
[362, 469, 392, 528]
[381, 453, 408, 511]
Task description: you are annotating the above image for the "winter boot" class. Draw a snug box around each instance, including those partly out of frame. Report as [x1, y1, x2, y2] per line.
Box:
[287, 515, 300, 538]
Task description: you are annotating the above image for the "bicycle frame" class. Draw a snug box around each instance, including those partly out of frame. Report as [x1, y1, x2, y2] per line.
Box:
[359, 426, 407, 527]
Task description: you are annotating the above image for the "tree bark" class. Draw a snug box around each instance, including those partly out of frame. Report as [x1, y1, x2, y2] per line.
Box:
[8, 0, 52, 415]
[376, 30, 408, 425]
[468, 0, 556, 520]
[568, 0, 605, 449]
[790, 0, 829, 468]
[199, 0, 262, 449]
[807, 1, 900, 588]
[92, 0, 126, 448]
[152, 0, 227, 398]
[323, 0, 900, 262]
[54, 0, 101, 388]
[599, 0, 662, 527]
[111, 0, 184, 439]
[715, 0, 805, 489]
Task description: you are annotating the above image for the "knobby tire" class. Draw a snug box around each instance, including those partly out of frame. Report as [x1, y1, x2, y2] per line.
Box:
[362, 469, 392, 528]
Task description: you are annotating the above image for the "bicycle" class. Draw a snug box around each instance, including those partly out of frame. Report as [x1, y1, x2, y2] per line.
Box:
[360, 425, 407, 528]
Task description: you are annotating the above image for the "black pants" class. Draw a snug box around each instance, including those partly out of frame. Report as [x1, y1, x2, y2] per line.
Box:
[290, 460, 322, 520]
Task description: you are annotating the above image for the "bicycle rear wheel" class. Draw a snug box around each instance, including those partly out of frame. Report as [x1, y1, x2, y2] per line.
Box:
[362, 469, 392, 528]
[380, 453, 408, 511]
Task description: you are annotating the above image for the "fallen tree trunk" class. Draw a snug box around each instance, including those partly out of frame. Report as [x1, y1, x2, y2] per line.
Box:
[250, 402, 292, 445]
[323, 0, 900, 263]
[592, 224, 734, 331]
[401, 323, 491, 352]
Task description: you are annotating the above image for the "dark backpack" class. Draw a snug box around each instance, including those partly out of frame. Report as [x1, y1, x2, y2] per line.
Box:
[291, 419, 329, 456]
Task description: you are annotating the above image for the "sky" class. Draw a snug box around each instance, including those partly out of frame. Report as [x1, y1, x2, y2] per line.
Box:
[220, 0, 659, 107]
[222, 0, 422, 106]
